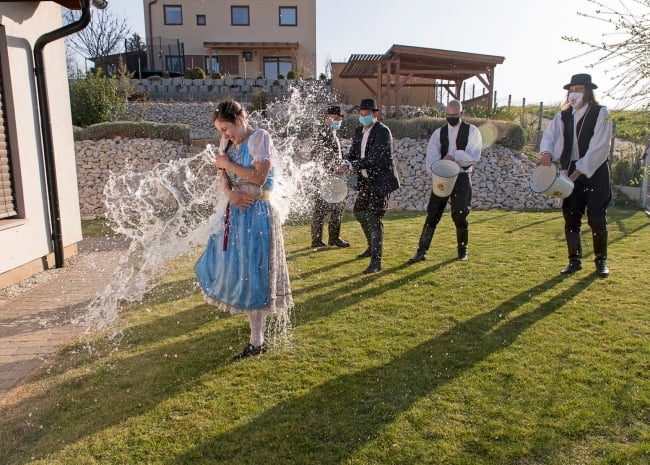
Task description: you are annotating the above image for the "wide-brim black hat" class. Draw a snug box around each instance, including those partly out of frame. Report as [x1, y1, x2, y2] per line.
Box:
[326, 105, 343, 117]
[359, 98, 378, 111]
[563, 73, 597, 90]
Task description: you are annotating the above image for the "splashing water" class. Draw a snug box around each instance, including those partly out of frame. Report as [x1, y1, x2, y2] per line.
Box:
[80, 86, 336, 346]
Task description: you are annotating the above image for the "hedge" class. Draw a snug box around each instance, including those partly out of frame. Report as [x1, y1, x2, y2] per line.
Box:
[73, 121, 191, 144]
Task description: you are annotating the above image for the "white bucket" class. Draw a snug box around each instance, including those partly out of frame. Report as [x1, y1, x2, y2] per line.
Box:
[431, 160, 460, 197]
[529, 165, 574, 199]
[320, 175, 348, 204]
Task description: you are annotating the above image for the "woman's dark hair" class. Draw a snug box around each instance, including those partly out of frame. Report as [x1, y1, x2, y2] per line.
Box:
[213, 99, 247, 123]
[583, 87, 599, 105]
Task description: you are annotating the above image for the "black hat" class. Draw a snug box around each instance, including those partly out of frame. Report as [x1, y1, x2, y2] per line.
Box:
[359, 98, 378, 111]
[563, 73, 598, 90]
[326, 105, 343, 117]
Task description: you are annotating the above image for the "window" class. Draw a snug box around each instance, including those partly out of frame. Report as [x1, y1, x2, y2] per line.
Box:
[196, 14, 206, 26]
[0, 27, 17, 220]
[264, 57, 292, 80]
[205, 56, 219, 74]
[165, 55, 185, 74]
[164, 5, 183, 25]
[231, 6, 249, 26]
[279, 6, 297, 26]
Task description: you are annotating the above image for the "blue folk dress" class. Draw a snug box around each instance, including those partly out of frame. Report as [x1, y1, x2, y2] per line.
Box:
[195, 129, 293, 314]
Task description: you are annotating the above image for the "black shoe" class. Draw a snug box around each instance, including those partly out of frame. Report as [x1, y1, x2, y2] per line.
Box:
[232, 343, 267, 360]
[362, 261, 382, 274]
[560, 260, 582, 275]
[328, 238, 350, 248]
[595, 258, 609, 278]
[357, 248, 371, 259]
[408, 251, 426, 264]
[457, 249, 468, 261]
[310, 240, 327, 248]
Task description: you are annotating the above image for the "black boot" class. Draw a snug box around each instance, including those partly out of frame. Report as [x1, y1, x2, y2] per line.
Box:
[560, 231, 582, 275]
[355, 211, 372, 258]
[363, 230, 383, 274]
[593, 230, 609, 278]
[408, 225, 435, 264]
[456, 228, 469, 261]
[327, 211, 349, 247]
[310, 219, 326, 248]
[357, 248, 371, 259]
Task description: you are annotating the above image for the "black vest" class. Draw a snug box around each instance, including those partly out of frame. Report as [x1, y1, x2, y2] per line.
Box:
[441, 123, 470, 168]
[560, 105, 602, 170]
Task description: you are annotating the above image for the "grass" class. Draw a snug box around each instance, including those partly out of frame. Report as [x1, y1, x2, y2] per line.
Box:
[1, 206, 649, 465]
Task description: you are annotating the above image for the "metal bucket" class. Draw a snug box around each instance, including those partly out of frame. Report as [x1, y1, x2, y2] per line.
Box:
[529, 165, 574, 199]
[320, 175, 348, 204]
[431, 160, 460, 198]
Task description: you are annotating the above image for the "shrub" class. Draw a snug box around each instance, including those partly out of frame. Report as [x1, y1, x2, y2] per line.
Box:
[611, 155, 646, 186]
[286, 70, 297, 79]
[319, 73, 327, 80]
[212, 72, 223, 79]
[73, 121, 191, 143]
[184, 67, 206, 80]
[377, 116, 526, 150]
[249, 89, 268, 115]
[69, 68, 127, 127]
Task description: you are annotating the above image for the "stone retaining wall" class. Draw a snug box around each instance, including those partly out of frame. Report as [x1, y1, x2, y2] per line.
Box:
[125, 102, 218, 140]
[75, 137, 557, 220]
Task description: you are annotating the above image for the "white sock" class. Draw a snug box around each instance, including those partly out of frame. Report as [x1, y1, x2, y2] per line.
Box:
[247, 313, 266, 347]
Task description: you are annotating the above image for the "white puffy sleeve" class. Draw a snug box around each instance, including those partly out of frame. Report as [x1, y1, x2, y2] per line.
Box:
[540, 113, 565, 162]
[248, 128, 276, 162]
[575, 106, 613, 178]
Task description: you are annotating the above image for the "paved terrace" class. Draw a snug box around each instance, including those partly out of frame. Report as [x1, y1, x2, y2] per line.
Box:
[0, 237, 130, 399]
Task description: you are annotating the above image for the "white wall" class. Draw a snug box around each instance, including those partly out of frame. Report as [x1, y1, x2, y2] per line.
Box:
[0, 2, 82, 276]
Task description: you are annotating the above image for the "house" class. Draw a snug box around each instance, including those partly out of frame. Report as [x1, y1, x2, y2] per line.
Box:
[143, 0, 317, 79]
[0, 0, 94, 289]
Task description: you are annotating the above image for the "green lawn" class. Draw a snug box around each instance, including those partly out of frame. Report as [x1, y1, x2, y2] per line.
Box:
[1, 207, 649, 465]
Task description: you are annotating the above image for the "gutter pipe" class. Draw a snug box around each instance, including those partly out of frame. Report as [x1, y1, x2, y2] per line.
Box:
[33, 0, 94, 268]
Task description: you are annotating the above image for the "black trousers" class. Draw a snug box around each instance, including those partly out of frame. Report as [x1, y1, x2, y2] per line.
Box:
[353, 177, 388, 252]
[423, 172, 472, 230]
[562, 162, 611, 234]
[311, 194, 345, 241]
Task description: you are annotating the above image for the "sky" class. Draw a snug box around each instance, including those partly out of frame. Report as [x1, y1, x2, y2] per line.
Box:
[105, 0, 629, 109]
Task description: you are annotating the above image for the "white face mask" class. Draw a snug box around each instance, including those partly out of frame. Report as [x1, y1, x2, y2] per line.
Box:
[568, 92, 584, 109]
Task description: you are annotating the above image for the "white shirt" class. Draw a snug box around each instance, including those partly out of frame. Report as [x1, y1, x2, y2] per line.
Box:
[540, 105, 612, 178]
[359, 122, 374, 178]
[425, 121, 482, 173]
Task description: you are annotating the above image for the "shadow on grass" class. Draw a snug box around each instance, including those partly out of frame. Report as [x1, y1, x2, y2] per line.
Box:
[167, 274, 596, 464]
[293, 257, 459, 323]
[0, 296, 240, 463]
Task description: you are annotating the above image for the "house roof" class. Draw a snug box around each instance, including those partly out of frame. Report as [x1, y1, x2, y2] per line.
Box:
[339, 44, 504, 82]
[54, 0, 84, 9]
[0, 0, 84, 8]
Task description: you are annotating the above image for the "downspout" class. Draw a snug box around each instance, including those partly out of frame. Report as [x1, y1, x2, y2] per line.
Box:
[33, 0, 94, 268]
[147, 0, 158, 70]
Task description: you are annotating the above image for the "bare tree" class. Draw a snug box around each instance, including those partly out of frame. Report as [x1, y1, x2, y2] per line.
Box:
[64, 7, 130, 60]
[562, 0, 650, 109]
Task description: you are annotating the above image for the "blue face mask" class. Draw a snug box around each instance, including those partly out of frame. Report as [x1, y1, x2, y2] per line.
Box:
[358, 114, 375, 126]
[330, 120, 341, 131]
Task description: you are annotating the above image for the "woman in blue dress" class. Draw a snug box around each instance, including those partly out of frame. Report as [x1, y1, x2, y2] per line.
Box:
[195, 99, 293, 360]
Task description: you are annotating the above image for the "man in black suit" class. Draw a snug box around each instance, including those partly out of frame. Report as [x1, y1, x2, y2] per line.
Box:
[342, 98, 400, 274]
[310, 105, 350, 248]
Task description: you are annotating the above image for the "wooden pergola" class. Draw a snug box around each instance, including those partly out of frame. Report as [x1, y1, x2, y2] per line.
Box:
[339, 44, 505, 111]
